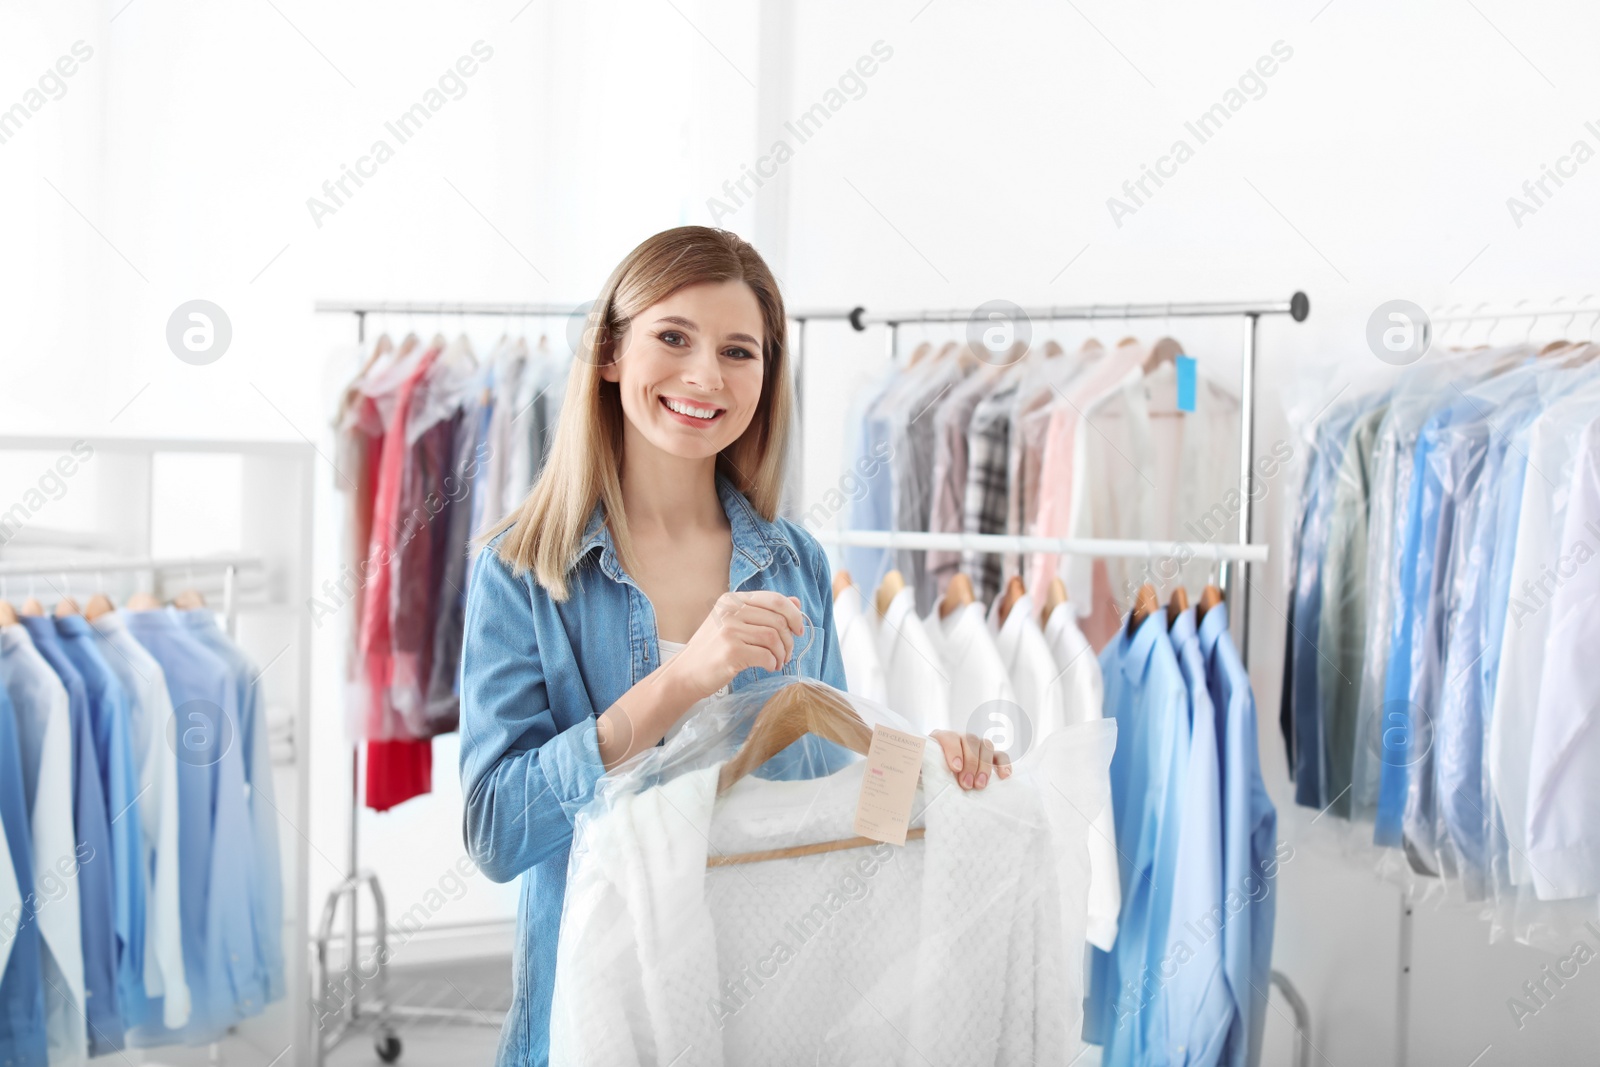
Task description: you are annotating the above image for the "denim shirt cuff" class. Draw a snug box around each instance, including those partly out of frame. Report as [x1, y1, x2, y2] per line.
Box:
[543, 714, 606, 820]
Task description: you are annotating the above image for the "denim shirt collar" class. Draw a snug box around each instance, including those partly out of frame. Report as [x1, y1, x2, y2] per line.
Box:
[577, 470, 799, 586]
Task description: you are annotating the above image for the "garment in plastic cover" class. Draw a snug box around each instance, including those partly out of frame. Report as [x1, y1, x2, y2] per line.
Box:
[548, 674, 1117, 1066]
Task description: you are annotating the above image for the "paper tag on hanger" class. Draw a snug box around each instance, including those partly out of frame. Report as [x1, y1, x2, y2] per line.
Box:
[1176, 354, 1197, 412]
[854, 725, 926, 846]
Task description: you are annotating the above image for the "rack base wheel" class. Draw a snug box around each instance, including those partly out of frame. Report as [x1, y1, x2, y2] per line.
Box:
[375, 1032, 402, 1063]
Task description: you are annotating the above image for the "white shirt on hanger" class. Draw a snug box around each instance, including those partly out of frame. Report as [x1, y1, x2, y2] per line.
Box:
[831, 584, 888, 706]
[1525, 414, 1600, 899]
[90, 611, 191, 1026]
[875, 586, 950, 733]
[0, 624, 86, 1065]
[923, 600, 1015, 739]
[1490, 388, 1600, 888]
[986, 590, 1068, 739]
[1042, 600, 1120, 950]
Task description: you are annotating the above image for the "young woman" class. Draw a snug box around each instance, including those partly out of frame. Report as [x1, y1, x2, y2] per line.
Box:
[459, 225, 1008, 1065]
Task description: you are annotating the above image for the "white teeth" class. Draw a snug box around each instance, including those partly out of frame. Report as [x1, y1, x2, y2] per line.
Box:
[663, 397, 720, 419]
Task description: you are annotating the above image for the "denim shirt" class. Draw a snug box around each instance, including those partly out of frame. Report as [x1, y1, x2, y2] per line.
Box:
[459, 471, 851, 1067]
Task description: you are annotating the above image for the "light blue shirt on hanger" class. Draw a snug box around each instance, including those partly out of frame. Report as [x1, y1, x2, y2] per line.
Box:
[175, 609, 284, 1005]
[1085, 610, 1190, 1067]
[1200, 603, 1279, 1067]
[120, 610, 264, 1046]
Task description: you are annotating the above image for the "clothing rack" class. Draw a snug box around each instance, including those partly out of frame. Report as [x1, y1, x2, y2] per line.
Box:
[0, 432, 315, 1063]
[833, 292, 1310, 669]
[820, 293, 1312, 1067]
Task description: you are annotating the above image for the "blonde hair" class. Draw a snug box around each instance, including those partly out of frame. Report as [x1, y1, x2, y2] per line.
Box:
[480, 226, 792, 600]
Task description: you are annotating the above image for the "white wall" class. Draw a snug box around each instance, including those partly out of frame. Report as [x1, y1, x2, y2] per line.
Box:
[5, 0, 1600, 1059]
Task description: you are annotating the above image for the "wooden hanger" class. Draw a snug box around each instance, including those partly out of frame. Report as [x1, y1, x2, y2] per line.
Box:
[1040, 577, 1069, 630]
[172, 589, 206, 610]
[904, 341, 934, 368]
[0, 601, 16, 626]
[1127, 582, 1159, 636]
[997, 575, 1026, 627]
[54, 596, 81, 617]
[1143, 336, 1184, 375]
[125, 592, 162, 611]
[1166, 586, 1189, 626]
[874, 570, 905, 619]
[84, 593, 115, 622]
[832, 569, 853, 602]
[1198, 583, 1225, 621]
[939, 572, 974, 620]
[19, 597, 44, 617]
[709, 680, 926, 867]
[1041, 339, 1064, 359]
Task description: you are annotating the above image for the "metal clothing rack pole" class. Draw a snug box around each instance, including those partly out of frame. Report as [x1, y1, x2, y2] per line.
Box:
[789, 308, 866, 513]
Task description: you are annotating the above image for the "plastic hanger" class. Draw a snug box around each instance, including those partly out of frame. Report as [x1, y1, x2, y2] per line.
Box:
[874, 569, 905, 619]
[997, 575, 1026, 627]
[938, 572, 975, 620]
[709, 679, 925, 867]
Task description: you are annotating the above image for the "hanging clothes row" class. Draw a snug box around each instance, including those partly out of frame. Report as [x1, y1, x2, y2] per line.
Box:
[831, 567, 1122, 951]
[1087, 594, 1279, 1067]
[841, 333, 1241, 650]
[0, 593, 282, 1064]
[1281, 338, 1600, 946]
[329, 329, 572, 811]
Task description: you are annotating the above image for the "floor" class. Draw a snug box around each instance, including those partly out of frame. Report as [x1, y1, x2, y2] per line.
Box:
[323, 955, 510, 1066]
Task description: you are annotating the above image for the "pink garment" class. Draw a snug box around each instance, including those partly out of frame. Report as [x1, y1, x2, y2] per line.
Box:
[1025, 340, 1147, 609]
[358, 342, 443, 740]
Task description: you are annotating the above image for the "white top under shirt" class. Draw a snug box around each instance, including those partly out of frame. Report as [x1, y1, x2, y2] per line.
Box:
[658, 638, 730, 744]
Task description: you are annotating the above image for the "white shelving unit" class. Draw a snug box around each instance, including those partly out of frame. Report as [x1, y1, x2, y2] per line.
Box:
[0, 434, 315, 1065]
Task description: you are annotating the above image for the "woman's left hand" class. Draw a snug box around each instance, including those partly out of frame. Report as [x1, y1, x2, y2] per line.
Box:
[929, 730, 1012, 790]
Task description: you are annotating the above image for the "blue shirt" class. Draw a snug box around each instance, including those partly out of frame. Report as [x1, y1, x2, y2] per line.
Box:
[175, 610, 284, 1004]
[458, 471, 854, 1067]
[120, 611, 263, 1045]
[52, 615, 147, 1031]
[0, 679, 49, 1067]
[1281, 403, 1361, 809]
[1159, 608, 1231, 1067]
[1200, 604, 1278, 1067]
[17, 615, 123, 1055]
[839, 365, 898, 591]
[1084, 611, 1190, 1067]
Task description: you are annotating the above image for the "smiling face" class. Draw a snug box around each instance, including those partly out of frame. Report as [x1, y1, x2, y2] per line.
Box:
[600, 279, 768, 462]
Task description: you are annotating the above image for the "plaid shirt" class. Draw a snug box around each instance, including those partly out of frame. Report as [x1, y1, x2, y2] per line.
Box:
[962, 378, 1020, 602]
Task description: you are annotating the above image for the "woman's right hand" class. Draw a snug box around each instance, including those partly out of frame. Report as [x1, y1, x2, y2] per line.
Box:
[666, 591, 805, 699]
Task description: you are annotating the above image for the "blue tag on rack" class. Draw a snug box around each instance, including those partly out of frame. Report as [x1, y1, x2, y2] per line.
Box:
[1176, 355, 1197, 413]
